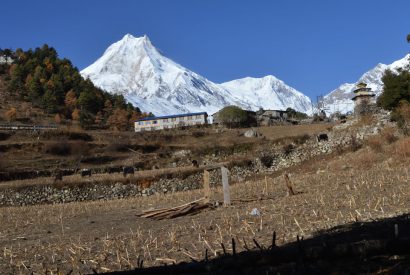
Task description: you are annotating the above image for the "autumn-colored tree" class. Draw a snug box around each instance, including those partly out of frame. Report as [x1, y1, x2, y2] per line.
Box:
[72, 108, 80, 121]
[128, 110, 141, 123]
[107, 108, 129, 131]
[5, 107, 17, 122]
[94, 111, 103, 125]
[54, 113, 62, 124]
[64, 90, 77, 108]
[103, 99, 113, 113]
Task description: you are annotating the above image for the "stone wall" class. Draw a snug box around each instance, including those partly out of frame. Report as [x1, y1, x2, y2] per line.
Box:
[0, 165, 254, 206]
[0, 111, 395, 207]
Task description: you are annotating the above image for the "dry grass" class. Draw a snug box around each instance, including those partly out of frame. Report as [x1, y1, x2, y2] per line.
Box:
[1, 134, 409, 274]
[392, 137, 410, 158]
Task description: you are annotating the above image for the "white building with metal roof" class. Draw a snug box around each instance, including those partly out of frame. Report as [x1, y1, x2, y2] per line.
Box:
[134, 112, 208, 132]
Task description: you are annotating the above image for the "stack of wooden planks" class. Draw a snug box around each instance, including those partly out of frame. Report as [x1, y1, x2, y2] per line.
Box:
[137, 198, 212, 220]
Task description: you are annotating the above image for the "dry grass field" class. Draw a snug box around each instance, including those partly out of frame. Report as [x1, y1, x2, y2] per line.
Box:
[1, 134, 409, 274]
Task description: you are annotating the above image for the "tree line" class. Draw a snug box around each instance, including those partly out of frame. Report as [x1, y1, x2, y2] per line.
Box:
[0, 45, 152, 130]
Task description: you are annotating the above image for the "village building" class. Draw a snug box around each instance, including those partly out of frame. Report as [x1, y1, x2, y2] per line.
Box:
[256, 109, 288, 126]
[351, 82, 376, 116]
[134, 112, 208, 132]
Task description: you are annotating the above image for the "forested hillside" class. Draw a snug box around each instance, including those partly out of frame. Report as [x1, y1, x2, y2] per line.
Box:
[0, 45, 151, 129]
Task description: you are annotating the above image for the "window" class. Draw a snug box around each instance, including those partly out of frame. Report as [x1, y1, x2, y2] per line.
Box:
[145, 121, 150, 125]
[171, 118, 176, 122]
[138, 122, 144, 125]
[187, 116, 193, 120]
[152, 120, 158, 124]
[163, 118, 168, 123]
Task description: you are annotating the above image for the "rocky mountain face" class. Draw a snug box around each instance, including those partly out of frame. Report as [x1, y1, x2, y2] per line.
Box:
[323, 54, 410, 114]
[81, 34, 313, 116]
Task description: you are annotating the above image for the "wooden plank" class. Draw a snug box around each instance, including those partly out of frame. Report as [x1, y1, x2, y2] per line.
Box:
[139, 197, 206, 217]
[203, 170, 211, 203]
[221, 166, 230, 206]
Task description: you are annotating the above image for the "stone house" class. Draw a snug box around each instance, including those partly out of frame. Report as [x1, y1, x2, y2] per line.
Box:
[256, 109, 288, 126]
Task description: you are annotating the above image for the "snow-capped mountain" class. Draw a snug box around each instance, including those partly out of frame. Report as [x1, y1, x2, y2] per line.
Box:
[221, 76, 312, 114]
[81, 34, 312, 116]
[324, 54, 410, 114]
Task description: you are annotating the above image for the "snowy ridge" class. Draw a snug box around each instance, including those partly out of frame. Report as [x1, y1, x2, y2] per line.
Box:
[81, 34, 312, 116]
[221, 75, 312, 114]
[324, 54, 410, 114]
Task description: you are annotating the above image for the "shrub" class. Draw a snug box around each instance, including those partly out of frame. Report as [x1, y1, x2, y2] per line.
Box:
[282, 143, 295, 155]
[41, 130, 92, 141]
[44, 141, 71, 156]
[367, 136, 383, 152]
[393, 137, 410, 158]
[293, 134, 310, 145]
[260, 153, 274, 168]
[70, 140, 89, 156]
[391, 101, 410, 135]
[105, 143, 130, 153]
[216, 106, 248, 128]
[192, 131, 206, 138]
[0, 132, 11, 141]
[5, 107, 17, 122]
[350, 135, 362, 152]
[380, 127, 398, 144]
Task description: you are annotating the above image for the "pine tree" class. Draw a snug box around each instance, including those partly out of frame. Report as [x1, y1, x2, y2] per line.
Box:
[42, 89, 58, 113]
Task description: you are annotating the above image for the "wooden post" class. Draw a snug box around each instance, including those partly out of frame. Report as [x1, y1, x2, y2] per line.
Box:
[221, 166, 230, 206]
[203, 170, 211, 203]
[284, 174, 295, 196]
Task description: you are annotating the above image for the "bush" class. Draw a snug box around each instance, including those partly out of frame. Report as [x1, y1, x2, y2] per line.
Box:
[381, 127, 398, 144]
[0, 132, 11, 141]
[41, 130, 93, 141]
[282, 144, 295, 155]
[350, 135, 362, 152]
[367, 136, 383, 152]
[393, 137, 410, 158]
[293, 134, 310, 145]
[44, 141, 71, 156]
[192, 131, 206, 138]
[391, 101, 410, 135]
[216, 106, 248, 128]
[105, 143, 130, 153]
[260, 153, 274, 168]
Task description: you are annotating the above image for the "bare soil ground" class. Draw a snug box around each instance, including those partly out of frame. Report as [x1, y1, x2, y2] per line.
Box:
[1, 136, 409, 274]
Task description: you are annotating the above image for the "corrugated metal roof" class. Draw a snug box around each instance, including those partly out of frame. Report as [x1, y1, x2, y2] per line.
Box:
[135, 112, 208, 122]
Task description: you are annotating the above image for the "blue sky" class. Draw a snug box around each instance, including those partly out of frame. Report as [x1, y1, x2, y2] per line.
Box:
[1, 0, 409, 99]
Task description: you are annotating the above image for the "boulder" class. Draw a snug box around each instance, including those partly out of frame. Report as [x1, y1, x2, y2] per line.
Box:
[244, 128, 259, 138]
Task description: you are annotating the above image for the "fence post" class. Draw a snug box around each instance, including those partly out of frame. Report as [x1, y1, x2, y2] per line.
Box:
[203, 170, 211, 203]
[221, 166, 230, 206]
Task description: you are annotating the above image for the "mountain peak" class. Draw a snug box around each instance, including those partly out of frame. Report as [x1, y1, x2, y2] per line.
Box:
[81, 35, 313, 116]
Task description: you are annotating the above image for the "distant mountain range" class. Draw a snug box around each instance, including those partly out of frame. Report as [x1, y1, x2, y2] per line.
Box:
[81, 34, 313, 116]
[323, 54, 410, 114]
[81, 34, 410, 116]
